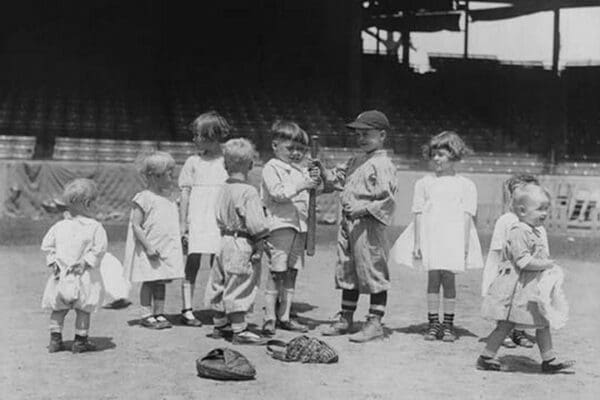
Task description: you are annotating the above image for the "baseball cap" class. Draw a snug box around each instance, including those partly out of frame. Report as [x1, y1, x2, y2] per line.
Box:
[346, 110, 390, 130]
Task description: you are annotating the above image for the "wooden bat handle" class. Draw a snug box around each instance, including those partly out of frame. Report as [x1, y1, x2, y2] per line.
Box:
[306, 135, 319, 256]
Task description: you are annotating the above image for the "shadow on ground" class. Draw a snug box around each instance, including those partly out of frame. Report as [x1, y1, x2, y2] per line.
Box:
[56, 337, 116, 352]
[392, 322, 478, 339]
[496, 355, 575, 375]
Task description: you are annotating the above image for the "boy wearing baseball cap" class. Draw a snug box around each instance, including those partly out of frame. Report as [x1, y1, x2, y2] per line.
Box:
[318, 110, 397, 342]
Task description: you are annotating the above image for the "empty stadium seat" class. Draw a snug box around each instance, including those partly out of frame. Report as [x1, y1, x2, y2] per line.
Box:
[53, 137, 157, 162]
[0, 135, 36, 159]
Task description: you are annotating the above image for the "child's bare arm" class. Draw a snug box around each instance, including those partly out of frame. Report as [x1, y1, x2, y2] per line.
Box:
[41, 225, 58, 268]
[131, 206, 160, 259]
[464, 212, 472, 259]
[413, 213, 422, 259]
[179, 187, 190, 236]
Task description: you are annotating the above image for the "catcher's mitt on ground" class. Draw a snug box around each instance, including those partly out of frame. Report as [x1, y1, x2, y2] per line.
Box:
[266, 335, 338, 363]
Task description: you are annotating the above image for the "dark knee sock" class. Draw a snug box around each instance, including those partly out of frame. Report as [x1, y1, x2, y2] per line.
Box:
[443, 313, 455, 327]
[369, 291, 387, 318]
[184, 253, 202, 282]
[152, 283, 166, 301]
[428, 313, 439, 325]
[341, 289, 359, 314]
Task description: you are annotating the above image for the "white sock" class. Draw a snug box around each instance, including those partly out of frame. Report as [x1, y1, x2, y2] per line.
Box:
[140, 306, 153, 319]
[443, 297, 456, 315]
[427, 293, 440, 314]
[213, 315, 228, 328]
[231, 322, 247, 333]
[278, 289, 294, 322]
[264, 290, 278, 322]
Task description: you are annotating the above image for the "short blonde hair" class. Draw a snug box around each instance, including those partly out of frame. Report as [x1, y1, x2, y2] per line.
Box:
[137, 151, 175, 177]
[222, 138, 257, 172]
[62, 178, 98, 207]
[502, 174, 540, 211]
[512, 183, 551, 209]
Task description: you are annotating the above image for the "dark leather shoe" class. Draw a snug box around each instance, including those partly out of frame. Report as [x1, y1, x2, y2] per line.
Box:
[232, 330, 268, 345]
[541, 358, 575, 373]
[424, 322, 442, 341]
[476, 356, 502, 371]
[262, 320, 276, 336]
[48, 333, 64, 353]
[72, 338, 97, 353]
[180, 314, 202, 327]
[277, 319, 308, 333]
[155, 315, 173, 329]
[209, 324, 233, 339]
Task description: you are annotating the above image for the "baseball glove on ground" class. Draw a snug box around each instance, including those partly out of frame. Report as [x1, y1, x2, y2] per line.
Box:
[266, 335, 338, 363]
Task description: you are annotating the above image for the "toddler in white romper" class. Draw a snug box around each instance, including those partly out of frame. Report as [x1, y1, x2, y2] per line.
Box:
[42, 178, 107, 353]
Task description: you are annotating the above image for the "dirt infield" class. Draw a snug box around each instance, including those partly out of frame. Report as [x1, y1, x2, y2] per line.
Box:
[1, 225, 599, 400]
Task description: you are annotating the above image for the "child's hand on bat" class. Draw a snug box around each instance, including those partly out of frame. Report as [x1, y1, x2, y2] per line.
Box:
[308, 166, 322, 185]
[309, 158, 327, 180]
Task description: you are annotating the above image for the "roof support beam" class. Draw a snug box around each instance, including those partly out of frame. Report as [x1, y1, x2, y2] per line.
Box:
[463, 0, 470, 59]
[552, 5, 560, 76]
[401, 10, 411, 70]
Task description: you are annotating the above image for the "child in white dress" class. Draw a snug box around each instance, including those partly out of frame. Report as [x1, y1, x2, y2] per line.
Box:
[482, 174, 540, 349]
[477, 184, 573, 373]
[41, 178, 107, 353]
[205, 138, 270, 345]
[123, 151, 185, 330]
[178, 111, 230, 326]
[389, 131, 483, 342]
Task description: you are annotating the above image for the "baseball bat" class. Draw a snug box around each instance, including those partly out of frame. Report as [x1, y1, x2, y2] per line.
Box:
[306, 135, 319, 256]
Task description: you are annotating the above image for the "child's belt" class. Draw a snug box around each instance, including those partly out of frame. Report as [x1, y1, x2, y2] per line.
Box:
[221, 229, 253, 240]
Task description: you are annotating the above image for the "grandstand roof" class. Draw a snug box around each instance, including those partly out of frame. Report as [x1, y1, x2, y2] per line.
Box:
[364, 0, 600, 31]
[470, 0, 600, 21]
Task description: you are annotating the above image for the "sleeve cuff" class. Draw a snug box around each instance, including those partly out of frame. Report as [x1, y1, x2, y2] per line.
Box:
[365, 206, 391, 226]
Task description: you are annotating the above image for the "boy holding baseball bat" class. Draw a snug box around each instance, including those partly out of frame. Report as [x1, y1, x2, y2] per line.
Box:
[260, 121, 321, 335]
[317, 110, 397, 343]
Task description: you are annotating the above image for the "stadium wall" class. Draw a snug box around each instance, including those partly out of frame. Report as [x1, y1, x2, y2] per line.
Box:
[1, 160, 598, 236]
